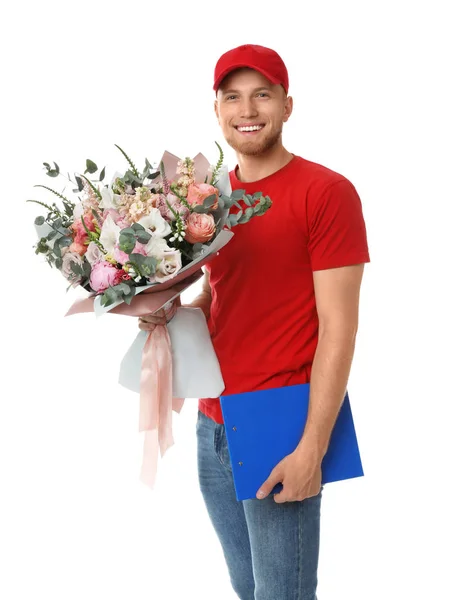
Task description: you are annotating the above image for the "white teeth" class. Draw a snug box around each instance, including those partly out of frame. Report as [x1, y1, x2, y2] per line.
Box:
[237, 125, 263, 132]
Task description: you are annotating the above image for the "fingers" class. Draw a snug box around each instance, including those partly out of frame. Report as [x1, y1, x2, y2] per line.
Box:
[257, 468, 283, 499]
[138, 321, 157, 333]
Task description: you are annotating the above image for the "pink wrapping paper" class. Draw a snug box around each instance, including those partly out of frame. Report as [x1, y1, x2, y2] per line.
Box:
[66, 271, 203, 488]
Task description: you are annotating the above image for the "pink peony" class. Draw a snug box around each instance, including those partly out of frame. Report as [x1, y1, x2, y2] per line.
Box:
[184, 213, 216, 244]
[89, 261, 124, 293]
[186, 183, 219, 210]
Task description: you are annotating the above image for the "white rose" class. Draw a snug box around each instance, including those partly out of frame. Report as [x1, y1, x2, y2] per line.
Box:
[85, 241, 105, 266]
[61, 251, 84, 286]
[155, 250, 182, 283]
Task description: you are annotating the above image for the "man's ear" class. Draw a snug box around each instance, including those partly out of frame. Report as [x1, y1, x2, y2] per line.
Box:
[283, 95, 293, 123]
[214, 99, 219, 121]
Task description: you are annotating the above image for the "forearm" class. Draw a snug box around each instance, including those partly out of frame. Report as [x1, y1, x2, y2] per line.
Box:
[184, 291, 212, 320]
[298, 326, 357, 458]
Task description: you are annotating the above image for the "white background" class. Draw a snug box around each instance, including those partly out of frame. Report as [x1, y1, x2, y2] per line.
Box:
[1, 1, 450, 598]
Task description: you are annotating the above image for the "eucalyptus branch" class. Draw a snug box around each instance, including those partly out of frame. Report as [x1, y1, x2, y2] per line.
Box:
[114, 144, 140, 178]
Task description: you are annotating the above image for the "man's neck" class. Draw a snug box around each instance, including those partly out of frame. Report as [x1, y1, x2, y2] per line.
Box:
[235, 144, 293, 183]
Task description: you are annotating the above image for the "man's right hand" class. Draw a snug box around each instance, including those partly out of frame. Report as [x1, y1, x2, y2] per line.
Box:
[138, 308, 168, 333]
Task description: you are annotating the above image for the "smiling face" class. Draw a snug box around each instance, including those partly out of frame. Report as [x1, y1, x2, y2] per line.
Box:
[215, 68, 293, 156]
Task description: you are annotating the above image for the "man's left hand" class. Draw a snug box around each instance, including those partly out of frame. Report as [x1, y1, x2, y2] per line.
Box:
[256, 444, 322, 503]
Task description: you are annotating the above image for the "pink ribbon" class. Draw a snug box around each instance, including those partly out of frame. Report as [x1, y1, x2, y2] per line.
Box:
[65, 273, 202, 488]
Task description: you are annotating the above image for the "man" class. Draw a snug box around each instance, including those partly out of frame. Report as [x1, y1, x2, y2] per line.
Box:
[139, 44, 370, 600]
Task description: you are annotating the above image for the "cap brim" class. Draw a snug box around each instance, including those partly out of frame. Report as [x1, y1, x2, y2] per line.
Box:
[213, 63, 281, 91]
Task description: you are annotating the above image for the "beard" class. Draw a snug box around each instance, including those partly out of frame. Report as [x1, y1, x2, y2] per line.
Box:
[225, 124, 283, 156]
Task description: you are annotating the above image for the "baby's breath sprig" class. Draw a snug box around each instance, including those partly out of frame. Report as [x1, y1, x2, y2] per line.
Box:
[210, 141, 224, 186]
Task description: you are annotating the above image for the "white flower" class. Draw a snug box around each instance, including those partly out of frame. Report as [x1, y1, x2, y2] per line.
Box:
[73, 202, 84, 219]
[61, 251, 84, 286]
[138, 208, 171, 238]
[99, 186, 121, 210]
[85, 241, 105, 266]
[145, 236, 171, 258]
[99, 214, 121, 255]
[155, 250, 182, 283]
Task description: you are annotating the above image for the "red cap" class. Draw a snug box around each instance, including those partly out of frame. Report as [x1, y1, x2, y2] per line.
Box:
[213, 44, 289, 93]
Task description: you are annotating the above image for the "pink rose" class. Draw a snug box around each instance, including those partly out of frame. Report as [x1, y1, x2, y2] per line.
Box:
[184, 213, 216, 244]
[186, 183, 219, 210]
[89, 261, 124, 293]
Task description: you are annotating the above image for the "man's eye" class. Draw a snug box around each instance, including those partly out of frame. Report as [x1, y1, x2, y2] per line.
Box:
[225, 95, 237, 100]
[257, 93, 269, 98]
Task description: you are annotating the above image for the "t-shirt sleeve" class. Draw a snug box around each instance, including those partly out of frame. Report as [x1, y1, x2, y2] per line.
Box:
[307, 178, 370, 271]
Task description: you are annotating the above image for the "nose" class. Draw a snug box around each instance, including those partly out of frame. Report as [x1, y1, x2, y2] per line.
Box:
[239, 97, 258, 119]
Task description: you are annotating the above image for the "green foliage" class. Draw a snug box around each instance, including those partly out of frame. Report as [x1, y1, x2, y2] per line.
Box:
[43, 162, 60, 177]
[114, 144, 140, 178]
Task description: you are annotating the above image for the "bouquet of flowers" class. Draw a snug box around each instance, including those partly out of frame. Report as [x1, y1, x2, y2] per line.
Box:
[28, 144, 272, 486]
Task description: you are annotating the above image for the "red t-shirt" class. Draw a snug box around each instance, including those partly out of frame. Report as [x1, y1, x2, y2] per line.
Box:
[198, 154, 370, 424]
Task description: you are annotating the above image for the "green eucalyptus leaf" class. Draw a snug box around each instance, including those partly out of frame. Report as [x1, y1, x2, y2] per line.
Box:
[231, 189, 245, 200]
[85, 159, 98, 174]
[203, 194, 218, 208]
[136, 231, 151, 244]
[55, 258, 62, 269]
[193, 204, 208, 214]
[99, 166, 106, 181]
[75, 175, 84, 192]
[119, 232, 136, 254]
[34, 216, 45, 226]
[131, 223, 145, 231]
[228, 214, 239, 227]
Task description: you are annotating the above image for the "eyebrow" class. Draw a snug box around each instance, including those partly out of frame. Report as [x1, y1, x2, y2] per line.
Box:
[220, 86, 273, 95]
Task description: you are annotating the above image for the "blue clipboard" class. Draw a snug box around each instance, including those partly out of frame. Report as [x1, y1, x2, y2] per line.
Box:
[220, 383, 364, 501]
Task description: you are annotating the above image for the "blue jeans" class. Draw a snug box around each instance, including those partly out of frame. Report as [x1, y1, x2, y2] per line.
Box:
[196, 409, 322, 600]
